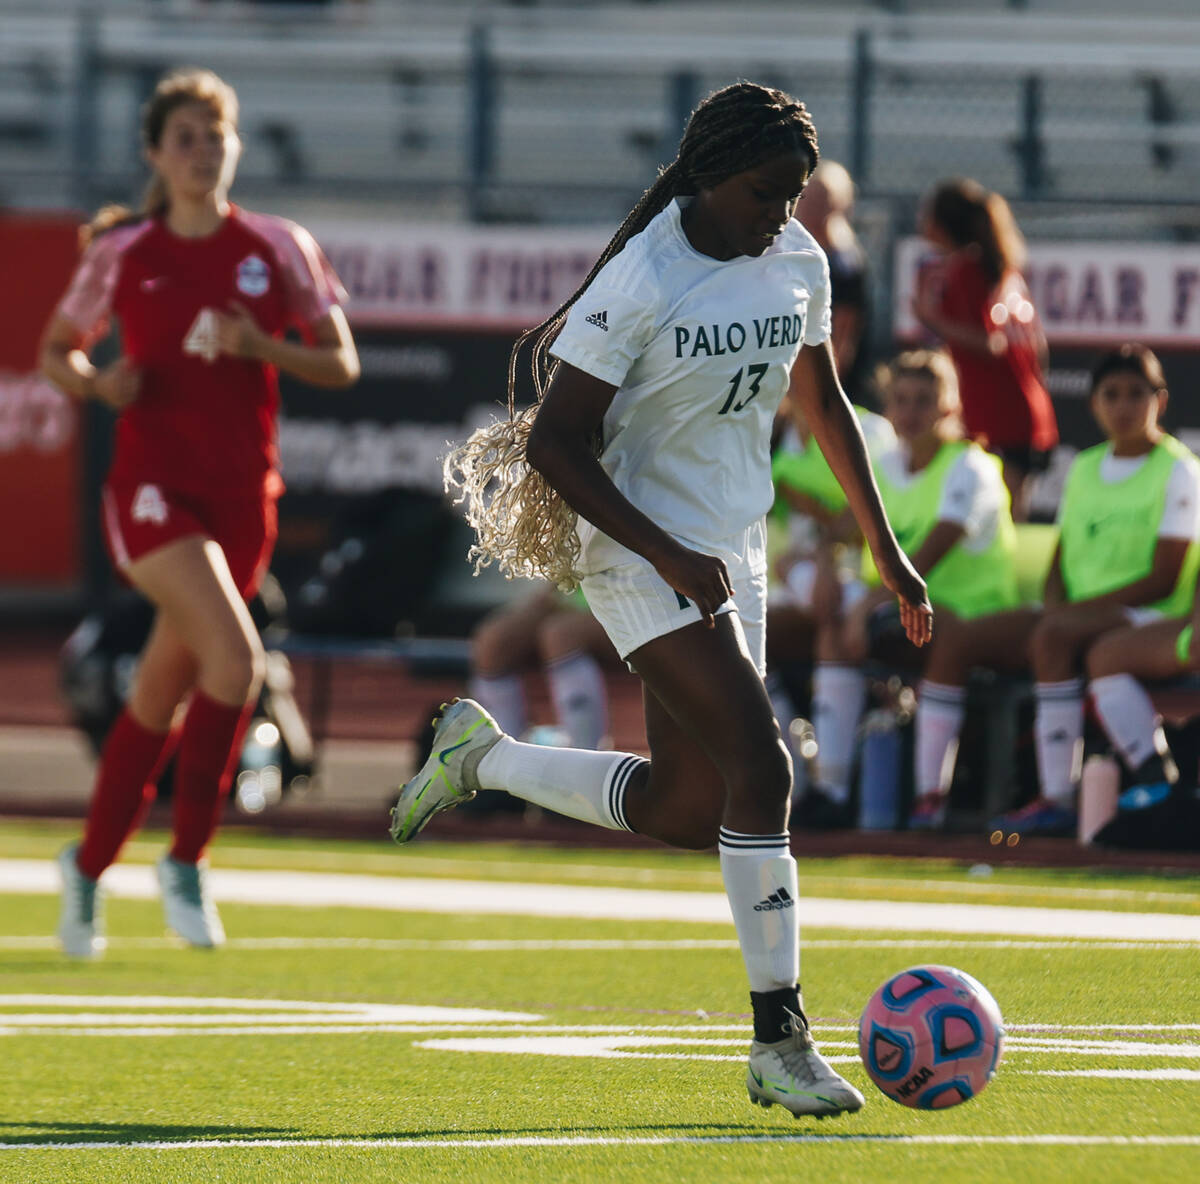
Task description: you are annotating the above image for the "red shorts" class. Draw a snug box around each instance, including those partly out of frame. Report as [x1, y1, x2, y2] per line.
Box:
[101, 481, 278, 600]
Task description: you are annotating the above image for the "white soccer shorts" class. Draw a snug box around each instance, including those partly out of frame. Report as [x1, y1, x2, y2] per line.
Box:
[581, 552, 767, 675]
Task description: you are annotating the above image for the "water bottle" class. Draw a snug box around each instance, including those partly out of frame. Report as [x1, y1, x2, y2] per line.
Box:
[858, 707, 903, 830]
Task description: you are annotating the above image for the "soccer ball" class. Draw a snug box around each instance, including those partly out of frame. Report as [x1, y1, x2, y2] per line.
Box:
[858, 964, 1005, 1109]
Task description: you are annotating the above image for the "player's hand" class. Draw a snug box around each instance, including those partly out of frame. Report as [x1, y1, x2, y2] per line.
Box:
[92, 357, 141, 410]
[654, 543, 733, 629]
[213, 302, 267, 360]
[872, 543, 933, 648]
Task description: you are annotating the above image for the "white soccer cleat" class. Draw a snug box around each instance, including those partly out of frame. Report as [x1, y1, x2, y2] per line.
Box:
[389, 698, 503, 843]
[57, 843, 105, 959]
[156, 854, 226, 948]
[747, 1009, 865, 1119]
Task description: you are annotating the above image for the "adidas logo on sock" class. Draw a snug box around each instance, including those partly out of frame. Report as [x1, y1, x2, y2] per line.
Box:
[585, 309, 609, 331]
[753, 887, 795, 912]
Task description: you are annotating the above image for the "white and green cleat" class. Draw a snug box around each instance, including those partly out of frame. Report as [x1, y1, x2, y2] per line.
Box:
[389, 698, 503, 843]
[747, 1010, 865, 1119]
[57, 843, 105, 959]
[156, 854, 226, 948]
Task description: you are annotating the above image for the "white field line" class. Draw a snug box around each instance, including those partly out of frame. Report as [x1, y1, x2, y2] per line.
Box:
[4, 935, 1199, 952]
[3, 935, 1199, 952]
[1, 1134, 1199, 1151]
[216, 849, 1200, 911]
[1041, 1070, 1200, 1080]
[2, 859, 1199, 941]
[46, 842, 1200, 908]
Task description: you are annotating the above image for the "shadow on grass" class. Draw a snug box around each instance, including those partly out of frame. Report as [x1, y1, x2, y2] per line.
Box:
[0, 1120, 895, 1146]
[0, 1121, 298, 1145]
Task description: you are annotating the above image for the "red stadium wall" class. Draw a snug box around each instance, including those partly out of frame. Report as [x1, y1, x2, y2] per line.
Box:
[0, 213, 83, 588]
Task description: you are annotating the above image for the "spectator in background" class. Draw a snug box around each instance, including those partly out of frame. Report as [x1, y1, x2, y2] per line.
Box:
[795, 160, 871, 400]
[918, 344, 1200, 837]
[1085, 599, 1195, 828]
[912, 177, 1058, 520]
[39, 67, 359, 959]
[764, 388, 894, 782]
[801, 349, 1018, 829]
[469, 581, 619, 751]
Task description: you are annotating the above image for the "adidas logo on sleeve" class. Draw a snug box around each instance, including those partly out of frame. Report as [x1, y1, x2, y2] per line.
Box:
[584, 309, 609, 331]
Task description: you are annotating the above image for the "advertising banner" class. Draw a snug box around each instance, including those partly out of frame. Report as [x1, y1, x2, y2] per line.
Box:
[309, 220, 607, 331]
[0, 213, 83, 590]
[893, 236, 1200, 349]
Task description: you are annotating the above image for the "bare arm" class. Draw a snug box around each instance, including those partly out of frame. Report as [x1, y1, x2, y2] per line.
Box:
[525, 362, 733, 626]
[39, 312, 140, 410]
[789, 340, 933, 645]
[913, 307, 999, 357]
[215, 304, 360, 388]
[1042, 544, 1066, 608]
[829, 304, 864, 378]
[909, 520, 967, 577]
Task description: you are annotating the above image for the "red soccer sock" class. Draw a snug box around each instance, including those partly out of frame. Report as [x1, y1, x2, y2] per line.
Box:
[76, 709, 174, 880]
[169, 690, 253, 865]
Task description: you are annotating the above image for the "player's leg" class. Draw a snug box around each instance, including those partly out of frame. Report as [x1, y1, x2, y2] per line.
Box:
[914, 607, 1039, 828]
[803, 582, 867, 828]
[763, 600, 816, 791]
[538, 608, 614, 749]
[58, 616, 195, 958]
[127, 534, 265, 946]
[390, 578, 860, 1117]
[468, 587, 554, 738]
[632, 618, 862, 1117]
[1005, 603, 1132, 835]
[909, 607, 968, 828]
[1087, 620, 1187, 802]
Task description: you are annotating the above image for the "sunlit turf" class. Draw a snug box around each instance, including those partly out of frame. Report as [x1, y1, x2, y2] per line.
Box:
[2, 818, 1198, 913]
[0, 823, 1196, 1182]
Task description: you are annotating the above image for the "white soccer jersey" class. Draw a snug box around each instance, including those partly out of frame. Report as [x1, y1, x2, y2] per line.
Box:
[549, 200, 832, 575]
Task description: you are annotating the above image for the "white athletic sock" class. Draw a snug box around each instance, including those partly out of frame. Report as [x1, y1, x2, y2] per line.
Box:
[1035, 679, 1085, 806]
[915, 681, 966, 796]
[718, 828, 800, 993]
[476, 736, 643, 831]
[468, 673, 527, 740]
[811, 663, 866, 804]
[1089, 673, 1161, 773]
[545, 650, 609, 750]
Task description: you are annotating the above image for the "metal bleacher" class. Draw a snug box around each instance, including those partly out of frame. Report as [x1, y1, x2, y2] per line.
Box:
[2, 1, 1200, 231]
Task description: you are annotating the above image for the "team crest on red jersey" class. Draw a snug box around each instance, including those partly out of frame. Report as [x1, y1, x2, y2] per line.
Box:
[236, 255, 271, 298]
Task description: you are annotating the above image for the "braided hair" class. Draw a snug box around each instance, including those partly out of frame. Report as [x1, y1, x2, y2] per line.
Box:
[445, 81, 819, 590]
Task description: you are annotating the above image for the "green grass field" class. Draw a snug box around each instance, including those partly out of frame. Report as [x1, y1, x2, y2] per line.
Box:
[0, 820, 1197, 1183]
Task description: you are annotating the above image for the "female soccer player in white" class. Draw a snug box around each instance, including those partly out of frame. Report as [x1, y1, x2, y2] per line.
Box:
[392, 82, 931, 1119]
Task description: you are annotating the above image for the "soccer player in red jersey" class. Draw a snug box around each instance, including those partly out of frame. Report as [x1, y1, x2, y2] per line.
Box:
[912, 178, 1058, 520]
[39, 68, 359, 957]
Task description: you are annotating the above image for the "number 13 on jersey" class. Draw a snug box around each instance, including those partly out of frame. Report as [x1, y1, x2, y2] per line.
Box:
[717, 363, 769, 415]
[183, 308, 220, 363]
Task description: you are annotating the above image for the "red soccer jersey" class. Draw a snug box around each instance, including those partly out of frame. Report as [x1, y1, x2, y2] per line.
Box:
[936, 253, 1059, 453]
[57, 206, 345, 498]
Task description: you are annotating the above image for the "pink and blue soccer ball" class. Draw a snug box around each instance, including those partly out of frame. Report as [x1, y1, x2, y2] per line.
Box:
[858, 964, 1005, 1109]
